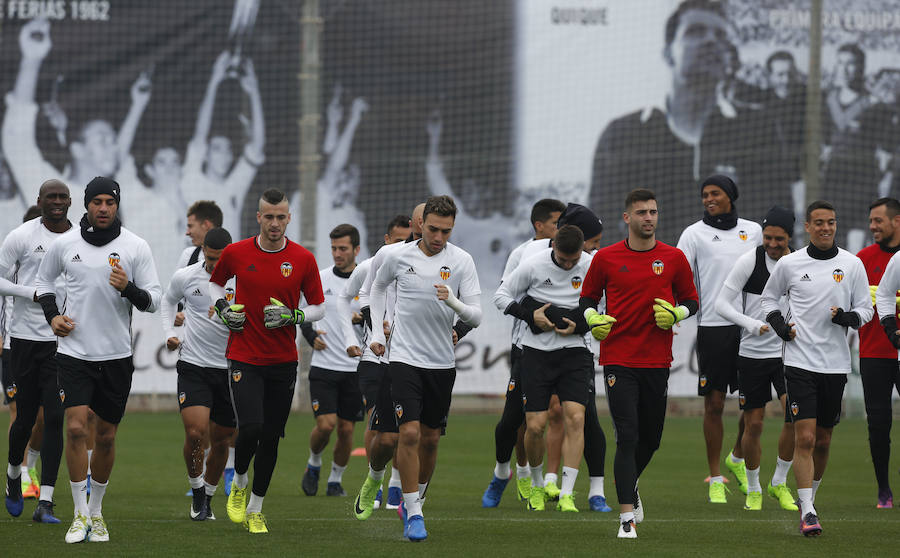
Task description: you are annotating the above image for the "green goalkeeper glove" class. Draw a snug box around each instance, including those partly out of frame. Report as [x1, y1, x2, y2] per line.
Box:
[584, 308, 616, 340]
[263, 297, 305, 329]
[653, 298, 688, 330]
[871, 284, 900, 307]
[214, 299, 246, 332]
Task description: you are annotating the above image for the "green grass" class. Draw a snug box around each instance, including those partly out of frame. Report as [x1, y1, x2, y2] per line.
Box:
[1, 411, 899, 556]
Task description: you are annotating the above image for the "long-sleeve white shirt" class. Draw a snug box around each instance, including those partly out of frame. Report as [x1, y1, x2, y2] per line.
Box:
[309, 266, 363, 372]
[761, 245, 872, 373]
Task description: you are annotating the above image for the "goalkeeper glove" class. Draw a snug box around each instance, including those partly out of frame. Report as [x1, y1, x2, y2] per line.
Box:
[584, 308, 616, 340]
[652, 298, 688, 330]
[214, 299, 246, 332]
[263, 297, 305, 329]
[870, 285, 877, 306]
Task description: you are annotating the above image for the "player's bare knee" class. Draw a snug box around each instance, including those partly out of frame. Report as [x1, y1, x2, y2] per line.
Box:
[795, 430, 816, 452]
[94, 429, 116, 452]
[316, 414, 337, 434]
[337, 420, 354, 440]
[398, 424, 419, 447]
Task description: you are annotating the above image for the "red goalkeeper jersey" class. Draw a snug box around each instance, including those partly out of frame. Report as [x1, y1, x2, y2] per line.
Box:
[857, 243, 898, 360]
[210, 236, 324, 365]
[582, 240, 697, 368]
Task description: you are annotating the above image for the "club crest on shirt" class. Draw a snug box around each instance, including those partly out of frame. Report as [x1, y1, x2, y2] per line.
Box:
[395, 404, 403, 419]
[521, 394, 527, 405]
[652, 259, 664, 275]
[312, 399, 319, 412]
[281, 262, 293, 277]
[507, 379, 516, 392]
[178, 392, 186, 405]
[571, 276, 583, 289]
[439, 266, 451, 280]
[108, 252, 121, 267]
[231, 369, 242, 383]
[832, 269, 844, 283]
[58, 389, 65, 403]
[739, 393, 746, 406]
[791, 402, 799, 416]
[225, 287, 235, 302]
[738, 230, 748, 241]
[699, 375, 707, 388]
[606, 374, 616, 387]
[6, 383, 16, 399]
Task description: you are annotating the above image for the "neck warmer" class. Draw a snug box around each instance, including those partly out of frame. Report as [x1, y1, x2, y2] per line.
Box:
[807, 242, 839, 260]
[877, 240, 900, 254]
[702, 206, 738, 230]
[80, 213, 122, 247]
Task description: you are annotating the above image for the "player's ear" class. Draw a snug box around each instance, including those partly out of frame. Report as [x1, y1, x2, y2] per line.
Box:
[663, 44, 674, 67]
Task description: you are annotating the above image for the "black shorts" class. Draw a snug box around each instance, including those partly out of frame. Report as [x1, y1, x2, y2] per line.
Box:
[9, 338, 60, 410]
[520, 346, 592, 412]
[784, 366, 847, 428]
[357, 360, 386, 412]
[1, 350, 13, 404]
[228, 360, 297, 437]
[309, 366, 364, 422]
[370, 366, 399, 434]
[697, 325, 741, 395]
[603, 365, 669, 446]
[57, 353, 134, 425]
[737, 356, 786, 410]
[389, 361, 455, 430]
[176, 360, 235, 428]
[504, 345, 524, 407]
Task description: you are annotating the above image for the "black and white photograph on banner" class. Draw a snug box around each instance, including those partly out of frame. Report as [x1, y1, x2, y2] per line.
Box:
[0, 1, 300, 392]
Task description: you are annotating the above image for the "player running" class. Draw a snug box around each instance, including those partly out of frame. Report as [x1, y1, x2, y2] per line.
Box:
[763, 200, 872, 536]
[2, 180, 73, 523]
[162, 227, 237, 521]
[580, 189, 698, 538]
[211, 188, 324, 534]
[714, 206, 798, 511]
[35, 177, 162, 543]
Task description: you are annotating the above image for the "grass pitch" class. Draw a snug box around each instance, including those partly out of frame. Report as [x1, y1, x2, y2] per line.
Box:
[2, 411, 899, 557]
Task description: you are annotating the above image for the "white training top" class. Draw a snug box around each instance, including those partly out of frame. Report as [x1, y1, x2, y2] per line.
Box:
[677, 218, 762, 326]
[35, 227, 162, 361]
[717, 246, 788, 359]
[161, 260, 233, 369]
[0, 218, 76, 341]
[494, 247, 592, 352]
[310, 266, 363, 372]
[337, 257, 376, 361]
[360, 243, 405, 363]
[370, 241, 481, 369]
[1, 296, 10, 350]
[761, 246, 872, 374]
[501, 238, 545, 348]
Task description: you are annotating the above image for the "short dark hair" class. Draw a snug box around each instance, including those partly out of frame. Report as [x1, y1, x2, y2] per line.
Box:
[259, 188, 287, 207]
[806, 200, 836, 222]
[837, 42, 865, 73]
[203, 227, 232, 250]
[187, 200, 223, 227]
[530, 199, 567, 228]
[665, 0, 726, 47]
[766, 50, 795, 72]
[423, 195, 457, 221]
[330, 223, 360, 248]
[625, 188, 657, 210]
[23, 205, 41, 222]
[870, 197, 900, 219]
[386, 214, 411, 235]
[554, 224, 584, 255]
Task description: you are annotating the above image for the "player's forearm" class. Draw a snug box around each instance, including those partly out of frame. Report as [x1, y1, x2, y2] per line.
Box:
[715, 285, 763, 334]
[160, 298, 179, 339]
[37, 293, 60, 325]
[299, 322, 318, 345]
[875, 278, 898, 320]
[12, 58, 42, 104]
[445, 292, 481, 327]
[300, 303, 324, 323]
[0, 276, 35, 300]
[122, 281, 152, 312]
[369, 282, 389, 346]
[336, 294, 360, 349]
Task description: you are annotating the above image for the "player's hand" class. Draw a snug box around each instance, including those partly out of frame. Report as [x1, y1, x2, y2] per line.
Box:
[773, 321, 796, 341]
[351, 311, 363, 325]
[889, 331, 900, 350]
[452, 329, 459, 345]
[653, 298, 688, 330]
[214, 299, 246, 332]
[174, 311, 185, 327]
[554, 317, 577, 336]
[758, 324, 770, 336]
[434, 284, 450, 301]
[208, 306, 215, 318]
[870, 285, 878, 306]
[20, 19, 52, 61]
[313, 330, 327, 350]
[533, 303, 555, 332]
[51, 315, 75, 337]
[130, 70, 152, 106]
[109, 263, 129, 292]
[263, 297, 305, 329]
[166, 337, 181, 351]
[370, 342, 385, 357]
[383, 320, 391, 340]
[238, 58, 259, 94]
[347, 345, 362, 357]
[211, 50, 232, 83]
[584, 308, 616, 340]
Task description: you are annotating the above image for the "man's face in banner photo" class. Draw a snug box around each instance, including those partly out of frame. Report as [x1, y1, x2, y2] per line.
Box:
[72, 120, 118, 177]
[664, 8, 731, 89]
[146, 147, 183, 187]
[207, 135, 235, 178]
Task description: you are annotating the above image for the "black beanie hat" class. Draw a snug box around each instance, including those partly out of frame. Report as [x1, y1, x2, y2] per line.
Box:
[558, 203, 603, 240]
[700, 174, 738, 202]
[762, 205, 795, 237]
[84, 176, 121, 208]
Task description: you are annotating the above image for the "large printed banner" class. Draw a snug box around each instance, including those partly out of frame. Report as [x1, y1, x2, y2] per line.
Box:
[3, 1, 897, 395]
